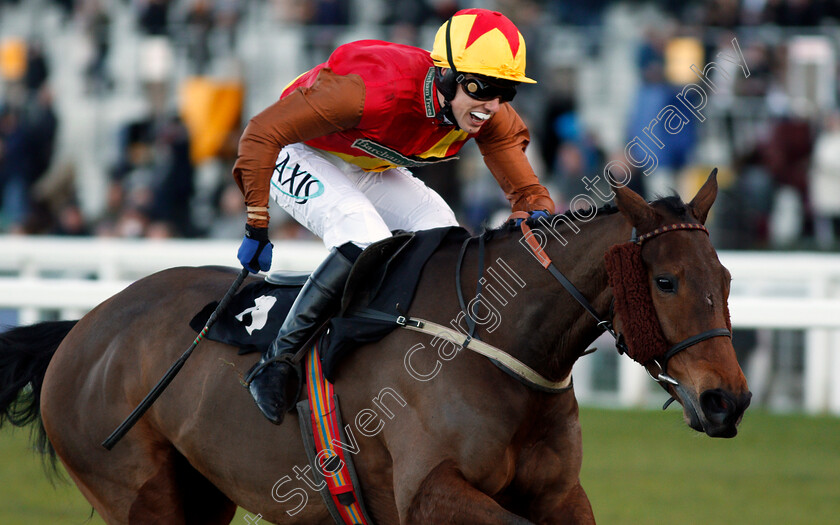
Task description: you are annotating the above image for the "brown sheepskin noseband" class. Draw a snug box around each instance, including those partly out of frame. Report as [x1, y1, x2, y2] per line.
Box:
[604, 223, 731, 365]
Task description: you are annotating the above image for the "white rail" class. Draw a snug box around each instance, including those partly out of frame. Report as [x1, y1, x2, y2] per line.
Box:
[0, 236, 329, 281]
[0, 237, 838, 414]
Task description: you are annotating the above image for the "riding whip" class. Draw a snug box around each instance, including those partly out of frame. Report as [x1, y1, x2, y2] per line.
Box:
[101, 267, 250, 450]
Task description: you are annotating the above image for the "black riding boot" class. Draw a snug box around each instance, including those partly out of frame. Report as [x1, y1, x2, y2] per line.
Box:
[245, 243, 360, 424]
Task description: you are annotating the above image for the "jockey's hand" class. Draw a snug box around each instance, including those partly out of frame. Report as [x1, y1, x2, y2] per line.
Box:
[514, 209, 550, 227]
[238, 225, 273, 273]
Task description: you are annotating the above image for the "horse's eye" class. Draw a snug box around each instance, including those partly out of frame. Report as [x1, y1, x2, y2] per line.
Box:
[655, 276, 677, 293]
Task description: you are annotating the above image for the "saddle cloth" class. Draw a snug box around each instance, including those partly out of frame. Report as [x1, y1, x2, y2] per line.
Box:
[189, 226, 469, 378]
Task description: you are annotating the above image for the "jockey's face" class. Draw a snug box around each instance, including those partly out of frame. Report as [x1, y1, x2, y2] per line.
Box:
[447, 81, 502, 134]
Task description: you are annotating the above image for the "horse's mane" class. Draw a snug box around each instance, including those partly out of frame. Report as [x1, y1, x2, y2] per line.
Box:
[481, 194, 690, 241]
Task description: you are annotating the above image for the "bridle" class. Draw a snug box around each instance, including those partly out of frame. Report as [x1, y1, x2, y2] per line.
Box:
[515, 214, 732, 388]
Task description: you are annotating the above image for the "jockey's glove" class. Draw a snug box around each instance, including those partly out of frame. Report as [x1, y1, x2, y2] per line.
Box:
[514, 209, 550, 227]
[238, 224, 273, 273]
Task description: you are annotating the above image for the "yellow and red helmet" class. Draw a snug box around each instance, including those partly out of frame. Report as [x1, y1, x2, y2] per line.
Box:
[430, 8, 535, 84]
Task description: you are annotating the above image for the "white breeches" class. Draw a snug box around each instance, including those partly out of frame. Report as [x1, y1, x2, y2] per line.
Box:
[269, 143, 459, 249]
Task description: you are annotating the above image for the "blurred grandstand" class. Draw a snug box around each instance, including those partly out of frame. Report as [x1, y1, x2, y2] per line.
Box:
[0, 0, 837, 249]
[3, 1, 840, 413]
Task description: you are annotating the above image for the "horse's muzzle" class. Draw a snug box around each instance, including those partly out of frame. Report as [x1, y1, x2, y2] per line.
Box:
[697, 388, 752, 438]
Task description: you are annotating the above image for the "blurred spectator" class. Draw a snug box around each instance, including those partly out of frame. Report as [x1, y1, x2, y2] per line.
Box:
[626, 28, 697, 199]
[214, 0, 242, 52]
[381, 0, 433, 27]
[0, 84, 58, 232]
[208, 181, 246, 239]
[381, 0, 437, 46]
[736, 41, 777, 98]
[538, 64, 578, 175]
[51, 0, 75, 20]
[53, 200, 91, 236]
[24, 86, 58, 191]
[182, 0, 214, 75]
[549, 0, 607, 25]
[0, 102, 28, 231]
[762, 0, 822, 26]
[703, 0, 741, 28]
[136, 0, 171, 36]
[80, 0, 113, 95]
[550, 112, 609, 207]
[180, 0, 242, 72]
[553, 142, 590, 206]
[808, 112, 840, 249]
[760, 115, 813, 219]
[146, 116, 195, 236]
[24, 161, 91, 235]
[710, 152, 774, 249]
[502, 1, 553, 132]
[301, 0, 351, 65]
[23, 40, 49, 93]
[105, 115, 196, 238]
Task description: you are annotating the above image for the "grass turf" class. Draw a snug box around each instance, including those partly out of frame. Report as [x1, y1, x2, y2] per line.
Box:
[1, 408, 837, 524]
[579, 407, 840, 524]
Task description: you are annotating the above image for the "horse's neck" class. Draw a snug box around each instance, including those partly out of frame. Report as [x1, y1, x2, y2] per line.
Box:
[485, 213, 630, 381]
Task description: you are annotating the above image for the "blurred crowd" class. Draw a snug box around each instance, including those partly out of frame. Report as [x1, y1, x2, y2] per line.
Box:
[1, 0, 840, 251]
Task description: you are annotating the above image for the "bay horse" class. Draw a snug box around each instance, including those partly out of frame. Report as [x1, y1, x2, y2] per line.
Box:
[0, 172, 750, 524]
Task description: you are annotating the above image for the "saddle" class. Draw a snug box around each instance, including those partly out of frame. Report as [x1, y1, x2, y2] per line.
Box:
[189, 226, 469, 377]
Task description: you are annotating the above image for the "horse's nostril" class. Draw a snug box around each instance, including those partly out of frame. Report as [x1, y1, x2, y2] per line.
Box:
[700, 389, 737, 424]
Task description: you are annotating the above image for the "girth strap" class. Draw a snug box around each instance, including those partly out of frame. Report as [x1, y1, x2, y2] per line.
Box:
[403, 316, 573, 393]
[353, 308, 572, 393]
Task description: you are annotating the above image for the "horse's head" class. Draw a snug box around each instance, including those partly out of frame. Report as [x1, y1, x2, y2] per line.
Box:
[609, 170, 751, 437]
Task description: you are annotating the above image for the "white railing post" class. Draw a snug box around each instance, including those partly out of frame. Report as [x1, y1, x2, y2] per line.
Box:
[831, 331, 840, 415]
[618, 357, 649, 407]
[805, 329, 830, 413]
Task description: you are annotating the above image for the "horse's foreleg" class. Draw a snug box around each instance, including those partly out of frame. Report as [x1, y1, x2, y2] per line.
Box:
[529, 482, 595, 525]
[403, 460, 534, 525]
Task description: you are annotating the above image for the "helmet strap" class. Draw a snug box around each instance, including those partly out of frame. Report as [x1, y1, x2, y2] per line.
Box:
[435, 100, 458, 128]
[432, 16, 460, 128]
[445, 17, 457, 74]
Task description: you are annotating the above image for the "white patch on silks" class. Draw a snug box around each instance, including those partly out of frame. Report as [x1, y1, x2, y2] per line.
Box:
[235, 295, 278, 335]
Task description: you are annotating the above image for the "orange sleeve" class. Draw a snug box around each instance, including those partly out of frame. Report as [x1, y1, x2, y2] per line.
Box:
[232, 68, 365, 228]
[476, 104, 555, 213]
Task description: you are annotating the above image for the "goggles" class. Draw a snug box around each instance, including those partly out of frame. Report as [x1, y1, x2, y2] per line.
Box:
[455, 74, 517, 103]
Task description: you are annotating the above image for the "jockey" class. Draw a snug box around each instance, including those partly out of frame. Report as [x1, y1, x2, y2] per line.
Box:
[235, 8, 555, 424]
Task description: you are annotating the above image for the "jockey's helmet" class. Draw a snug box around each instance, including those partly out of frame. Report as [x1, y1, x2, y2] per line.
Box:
[430, 8, 536, 96]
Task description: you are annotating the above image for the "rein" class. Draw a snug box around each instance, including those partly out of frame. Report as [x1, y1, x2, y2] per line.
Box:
[514, 212, 731, 388]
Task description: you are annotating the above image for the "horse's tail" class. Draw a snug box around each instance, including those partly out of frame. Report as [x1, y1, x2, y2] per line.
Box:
[0, 320, 77, 474]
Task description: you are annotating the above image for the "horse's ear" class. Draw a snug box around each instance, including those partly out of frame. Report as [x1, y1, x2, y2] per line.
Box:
[612, 179, 658, 230]
[688, 168, 718, 224]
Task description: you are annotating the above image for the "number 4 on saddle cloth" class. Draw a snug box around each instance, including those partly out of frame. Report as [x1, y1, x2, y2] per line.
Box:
[188, 226, 470, 381]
